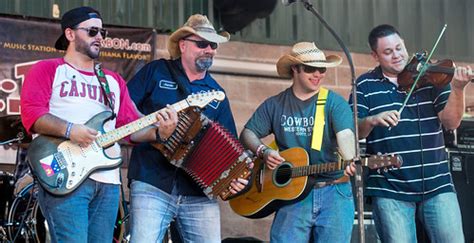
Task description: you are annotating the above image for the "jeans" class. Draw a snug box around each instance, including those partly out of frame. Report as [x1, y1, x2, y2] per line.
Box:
[129, 180, 221, 243]
[270, 182, 355, 243]
[37, 178, 119, 243]
[372, 192, 464, 243]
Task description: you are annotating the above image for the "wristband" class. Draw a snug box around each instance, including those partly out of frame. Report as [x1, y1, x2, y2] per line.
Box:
[256, 144, 266, 159]
[261, 147, 271, 158]
[155, 128, 167, 143]
[65, 122, 73, 139]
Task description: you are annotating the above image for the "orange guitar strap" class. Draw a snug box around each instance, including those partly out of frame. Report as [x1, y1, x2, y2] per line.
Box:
[310, 87, 328, 151]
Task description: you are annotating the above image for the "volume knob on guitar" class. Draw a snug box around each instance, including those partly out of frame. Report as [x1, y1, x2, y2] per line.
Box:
[56, 176, 63, 187]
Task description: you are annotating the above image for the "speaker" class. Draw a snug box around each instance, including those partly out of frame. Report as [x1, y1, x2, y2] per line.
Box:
[448, 149, 474, 242]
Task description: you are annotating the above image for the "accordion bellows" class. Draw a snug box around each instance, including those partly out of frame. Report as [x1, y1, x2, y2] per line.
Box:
[152, 107, 253, 200]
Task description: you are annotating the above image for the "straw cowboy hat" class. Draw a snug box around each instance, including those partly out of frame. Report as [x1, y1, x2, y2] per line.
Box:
[276, 42, 342, 78]
[167, 14, 230, 59]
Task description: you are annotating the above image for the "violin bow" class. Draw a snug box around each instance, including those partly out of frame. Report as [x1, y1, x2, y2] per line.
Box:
[397, 24, 448, 115]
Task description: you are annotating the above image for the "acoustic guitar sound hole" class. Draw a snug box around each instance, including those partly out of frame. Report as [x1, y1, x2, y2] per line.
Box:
[274, 163, 292, 186]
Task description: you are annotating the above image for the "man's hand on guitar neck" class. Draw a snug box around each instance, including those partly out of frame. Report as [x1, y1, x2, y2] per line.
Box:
[155, 104, 178, 141]
[344, 162, 356, 177]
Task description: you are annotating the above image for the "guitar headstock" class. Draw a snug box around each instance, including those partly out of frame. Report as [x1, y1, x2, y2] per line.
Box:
[361, 154, 403, 170]
[186, 90, 225, 108]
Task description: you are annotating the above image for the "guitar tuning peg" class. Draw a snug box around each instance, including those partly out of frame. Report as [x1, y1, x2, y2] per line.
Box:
[383, 167, 388, 173]
[377, 168, 381, 174]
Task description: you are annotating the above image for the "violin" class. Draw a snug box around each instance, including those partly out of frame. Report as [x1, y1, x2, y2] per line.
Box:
[398, 51, 455, 92]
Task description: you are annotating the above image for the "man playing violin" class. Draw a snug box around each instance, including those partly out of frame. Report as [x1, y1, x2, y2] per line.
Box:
[346, 24, 471, 243]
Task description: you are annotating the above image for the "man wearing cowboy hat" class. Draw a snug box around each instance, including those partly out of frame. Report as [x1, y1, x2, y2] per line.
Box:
[126, 14, 248, 242]
[240, 42, 356, 242]
[20, 6, 176, 242]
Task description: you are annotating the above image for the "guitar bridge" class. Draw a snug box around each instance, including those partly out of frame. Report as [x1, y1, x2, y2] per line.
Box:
[256, 164, 264, 193]
[54, 151, 67, 169]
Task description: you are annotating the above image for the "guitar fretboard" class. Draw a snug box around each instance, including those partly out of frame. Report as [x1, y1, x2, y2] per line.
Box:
[291, 160, 352, 177]
[95, 100, 189, 148]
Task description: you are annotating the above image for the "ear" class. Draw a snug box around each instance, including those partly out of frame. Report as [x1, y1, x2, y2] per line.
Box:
[65, 28, 75, 42]
[291, 65, 298, 73]
[178, 39, 186, 53]
[371, 51, 379, 62]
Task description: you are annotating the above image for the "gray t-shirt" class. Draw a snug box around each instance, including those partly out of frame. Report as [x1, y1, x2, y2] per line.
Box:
[245, 87, 354, 180]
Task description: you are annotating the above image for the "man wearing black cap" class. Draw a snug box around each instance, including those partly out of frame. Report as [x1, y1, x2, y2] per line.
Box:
[20, 6, 177, 242]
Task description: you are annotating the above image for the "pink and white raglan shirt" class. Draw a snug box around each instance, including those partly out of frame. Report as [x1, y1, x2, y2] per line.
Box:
[20, 58, 140, 184]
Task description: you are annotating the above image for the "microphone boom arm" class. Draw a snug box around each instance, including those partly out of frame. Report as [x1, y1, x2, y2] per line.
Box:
[296, 1, 365, 242]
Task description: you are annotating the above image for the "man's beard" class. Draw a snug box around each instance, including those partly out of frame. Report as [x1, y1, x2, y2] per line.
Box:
[195, 56, 213, 72]
[75, 38, 100, 59]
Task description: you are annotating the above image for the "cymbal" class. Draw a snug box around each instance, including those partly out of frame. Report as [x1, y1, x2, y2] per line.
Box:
[0, 115, 32, 144]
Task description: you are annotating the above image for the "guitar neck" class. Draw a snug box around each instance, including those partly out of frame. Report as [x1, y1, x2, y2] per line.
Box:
[291, 160, 352, 178]
[96, 100, 190, 148]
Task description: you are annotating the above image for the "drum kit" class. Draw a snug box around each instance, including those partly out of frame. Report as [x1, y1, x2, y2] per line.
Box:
[0, 116, 129, 243]
[0, 115, 48, 243]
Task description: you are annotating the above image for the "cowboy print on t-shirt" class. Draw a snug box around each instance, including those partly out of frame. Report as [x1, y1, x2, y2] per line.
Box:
[280, 114, 314, 136]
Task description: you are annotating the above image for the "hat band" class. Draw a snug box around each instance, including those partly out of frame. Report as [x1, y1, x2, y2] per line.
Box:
[194, 26, 217, 34]
[293, 48, 322, 56]
[301, 60, 331, 64]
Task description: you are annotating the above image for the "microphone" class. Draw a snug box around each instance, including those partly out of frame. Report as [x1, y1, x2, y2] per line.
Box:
[281, 0, 298, 6]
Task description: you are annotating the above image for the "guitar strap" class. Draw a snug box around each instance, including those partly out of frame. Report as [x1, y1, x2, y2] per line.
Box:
[310, 87, 328, 151]
[165, 59, 191, 96]
[94, 62, 116, 119]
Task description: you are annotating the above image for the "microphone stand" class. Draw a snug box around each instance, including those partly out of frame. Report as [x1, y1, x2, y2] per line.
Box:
[297, 1, 365, 242]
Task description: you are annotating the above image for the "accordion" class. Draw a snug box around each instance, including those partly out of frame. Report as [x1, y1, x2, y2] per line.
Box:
[152, 107, 253, 200]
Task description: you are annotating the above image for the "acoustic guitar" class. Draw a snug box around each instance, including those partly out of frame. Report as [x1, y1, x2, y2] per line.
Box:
[229, 147, 402, 218]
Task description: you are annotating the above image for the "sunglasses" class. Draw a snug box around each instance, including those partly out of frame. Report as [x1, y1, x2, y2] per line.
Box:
[74, 27, 108, 38]
[183, 39, 218, 50]
[300, 65, 327, 74]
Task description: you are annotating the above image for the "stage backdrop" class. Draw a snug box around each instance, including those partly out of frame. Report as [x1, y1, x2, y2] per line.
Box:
[0, 14, 156, 163]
